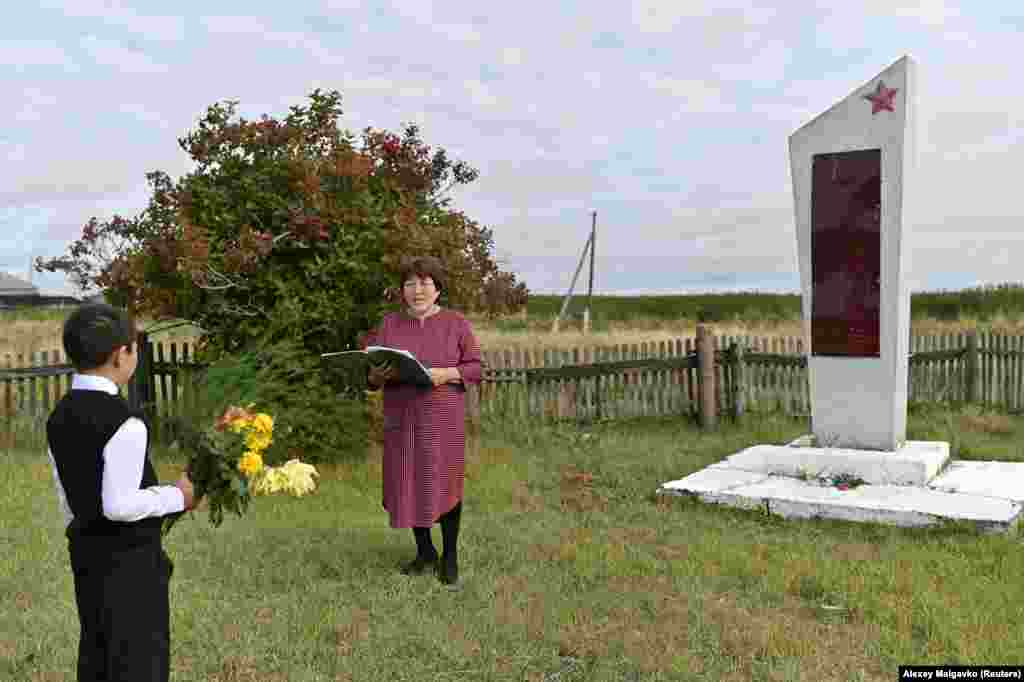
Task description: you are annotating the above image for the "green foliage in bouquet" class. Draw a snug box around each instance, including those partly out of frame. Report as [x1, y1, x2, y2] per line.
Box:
[163, 399, 319, 536]
[165, 421, 254, 534]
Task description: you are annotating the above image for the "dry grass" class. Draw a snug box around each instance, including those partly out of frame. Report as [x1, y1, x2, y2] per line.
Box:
[0, 314, 203, 362]
[7, 311, 1024, 362]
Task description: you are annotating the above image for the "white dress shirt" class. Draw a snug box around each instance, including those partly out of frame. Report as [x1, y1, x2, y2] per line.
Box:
[48, 374, 185, 528]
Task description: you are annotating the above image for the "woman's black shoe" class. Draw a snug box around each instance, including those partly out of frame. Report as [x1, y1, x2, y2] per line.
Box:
[438, 554, 461, 591]
[400, 555, 438, 575]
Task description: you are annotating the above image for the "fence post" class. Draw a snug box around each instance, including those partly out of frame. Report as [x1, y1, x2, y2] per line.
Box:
[965, 331, 978, 404]
[733, 342, 745, 419]
[127, 331, 155, 420]
[697, 325, 716, 429]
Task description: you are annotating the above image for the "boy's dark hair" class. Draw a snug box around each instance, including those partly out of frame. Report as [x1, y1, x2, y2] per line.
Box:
[62, 303, 137, 371]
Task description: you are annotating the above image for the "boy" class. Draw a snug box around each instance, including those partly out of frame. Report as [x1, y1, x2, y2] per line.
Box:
[46, 303, 197, 682]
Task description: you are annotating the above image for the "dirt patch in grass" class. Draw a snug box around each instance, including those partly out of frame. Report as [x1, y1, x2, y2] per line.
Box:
[701, 591, 885, 680]
[527, 543, 561, 562]
[605, 573, 676, 595]
[557, 552, 883, 678]
[222, 622, 242, 642]
[447, 622, 483, 658]
[960, 412, 1015, 435]
[560, 467, 607, 513]
[831, 542, 882, 562]
[512, 480, 545, 513]
[559, 600, 690, 674]
[14, 592, 32, 610]
[606, 526, 658, 546]
[334, 607, 370, 657]
[654, 544, 690, 562]
[493, 576, 545, 640]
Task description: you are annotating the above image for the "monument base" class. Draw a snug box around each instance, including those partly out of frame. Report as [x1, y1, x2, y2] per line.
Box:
[658, 440, 1024, 534]
[713, 437, 949, 486]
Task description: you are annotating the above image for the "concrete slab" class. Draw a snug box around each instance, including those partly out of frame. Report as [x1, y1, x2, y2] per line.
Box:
[928, 461, 1024, 503]
[658, 456, 1023, 534]
[659, 468, 772, 511]
[716, 439, 949, 486]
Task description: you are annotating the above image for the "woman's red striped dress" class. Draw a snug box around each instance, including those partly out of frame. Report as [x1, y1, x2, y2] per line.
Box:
[362, 308, 482, 527]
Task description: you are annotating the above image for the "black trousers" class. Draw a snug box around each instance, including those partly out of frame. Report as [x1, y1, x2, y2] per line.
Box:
[69, 541, 173, 682]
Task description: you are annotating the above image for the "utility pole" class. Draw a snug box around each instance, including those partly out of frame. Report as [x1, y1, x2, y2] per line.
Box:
[552, 224, 593, 333]
[583, 211, 596, 333]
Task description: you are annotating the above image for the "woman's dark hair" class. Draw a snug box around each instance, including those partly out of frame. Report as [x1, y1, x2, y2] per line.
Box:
[398, 256, 447, 297]
[62, 303, 136, 371]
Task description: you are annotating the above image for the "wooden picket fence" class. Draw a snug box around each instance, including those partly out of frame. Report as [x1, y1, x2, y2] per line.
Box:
[1, 334, 204, 450]
[3, 330, 1023, 450]
[464, 330, 1016, 422]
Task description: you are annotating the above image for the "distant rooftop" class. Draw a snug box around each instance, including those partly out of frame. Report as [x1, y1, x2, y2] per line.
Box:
[0, 272, 40, 295]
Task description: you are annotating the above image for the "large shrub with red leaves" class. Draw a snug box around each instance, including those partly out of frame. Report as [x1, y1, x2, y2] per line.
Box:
[38, 89, 528, 361]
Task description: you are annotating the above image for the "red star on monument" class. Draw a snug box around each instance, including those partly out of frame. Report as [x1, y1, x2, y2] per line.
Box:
[863, 80, 898, 114]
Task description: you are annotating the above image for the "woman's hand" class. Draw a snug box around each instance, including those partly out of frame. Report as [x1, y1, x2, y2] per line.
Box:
[368, 362, 399, 388]
[429, 368, 459, 387]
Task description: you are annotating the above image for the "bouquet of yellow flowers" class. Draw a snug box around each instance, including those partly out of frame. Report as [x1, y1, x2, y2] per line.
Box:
[162, 404, 319, 536]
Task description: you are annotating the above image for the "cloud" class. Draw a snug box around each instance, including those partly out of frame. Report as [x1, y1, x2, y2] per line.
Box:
[630, 1, 702, 34]
[39, 0, 186, 41]
[200, 16, 346, 65]
[80, 35, 169, 74]
[13, 87, 61, 123]
[463, 79, 500, 109]
[390, 0, 482, 43]
[500, 47, 524, 66]
[640, 72, 732, 113]
[0, 40, 79, 72]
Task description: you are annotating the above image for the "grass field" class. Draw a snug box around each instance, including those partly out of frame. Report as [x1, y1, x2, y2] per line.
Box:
[4, 402, 1024, 680]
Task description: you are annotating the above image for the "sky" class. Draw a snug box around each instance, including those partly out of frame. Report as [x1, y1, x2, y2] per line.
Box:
[2, 1, 1022, 297]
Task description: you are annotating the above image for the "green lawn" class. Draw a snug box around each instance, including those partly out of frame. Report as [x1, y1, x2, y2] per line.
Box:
[3, 404, 1024, 681]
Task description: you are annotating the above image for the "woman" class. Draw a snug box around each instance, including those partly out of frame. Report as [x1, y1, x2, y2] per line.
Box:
[363, 256, 482, 590]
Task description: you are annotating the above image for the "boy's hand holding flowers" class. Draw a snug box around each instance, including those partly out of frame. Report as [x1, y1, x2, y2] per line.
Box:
[162, 403, 318, 536]
[174, 473, 198, 511]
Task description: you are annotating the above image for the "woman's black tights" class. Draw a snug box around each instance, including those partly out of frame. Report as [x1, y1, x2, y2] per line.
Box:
[410, 501, 462, 583]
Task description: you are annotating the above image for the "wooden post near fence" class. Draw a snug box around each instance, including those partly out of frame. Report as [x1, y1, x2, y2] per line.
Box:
[965, 331, 978, 404]
[732, 342, 745, 418]
[697, 325, 717, 428]
[127, 330, 155, 422]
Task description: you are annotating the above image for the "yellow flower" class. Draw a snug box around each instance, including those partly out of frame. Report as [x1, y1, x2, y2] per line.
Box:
[237, 450, 264, 477]
[251, 460, 319, 497]
[251, 413, 274, 435]
[245, 429, 272, 453]
[280, 459, 319, 497]
[252, 467, 288, 495]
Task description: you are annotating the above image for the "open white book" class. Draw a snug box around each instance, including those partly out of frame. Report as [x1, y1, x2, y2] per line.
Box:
[320, 346, 432, 388]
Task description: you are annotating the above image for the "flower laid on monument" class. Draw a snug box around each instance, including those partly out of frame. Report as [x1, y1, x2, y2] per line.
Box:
[162, 404, 319, 536]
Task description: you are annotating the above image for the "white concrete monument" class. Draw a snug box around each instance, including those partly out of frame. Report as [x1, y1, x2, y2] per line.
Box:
[789, 55, 917, 451]
[658, 57, 1024, 533]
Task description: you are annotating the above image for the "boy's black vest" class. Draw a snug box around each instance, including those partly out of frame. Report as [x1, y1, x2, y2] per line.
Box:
[47, 389, 163, 552]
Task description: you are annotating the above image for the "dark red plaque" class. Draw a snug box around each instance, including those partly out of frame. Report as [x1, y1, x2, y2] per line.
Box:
[811, 149, 881, 357]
